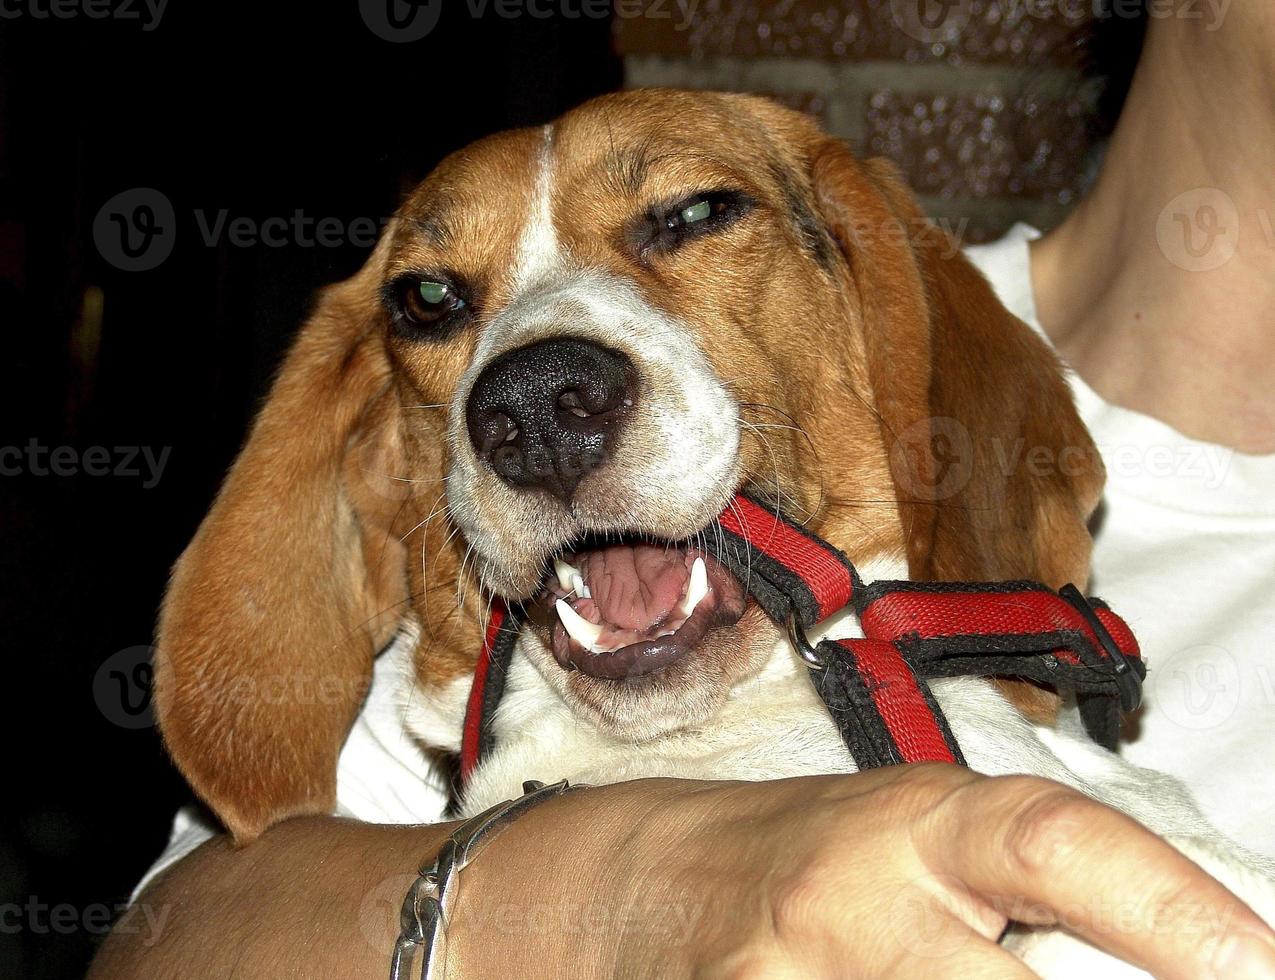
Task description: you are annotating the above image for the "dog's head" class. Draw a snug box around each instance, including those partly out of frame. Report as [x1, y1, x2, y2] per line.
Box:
[155, 90, 1104, 840]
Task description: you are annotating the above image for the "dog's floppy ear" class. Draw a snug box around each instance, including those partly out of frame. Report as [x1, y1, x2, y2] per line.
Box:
[154, 230, 410, 842]
[812, 144, 1105, 719]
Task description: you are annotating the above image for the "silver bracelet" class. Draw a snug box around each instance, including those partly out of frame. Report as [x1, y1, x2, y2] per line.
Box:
[389, 779, 579, 980]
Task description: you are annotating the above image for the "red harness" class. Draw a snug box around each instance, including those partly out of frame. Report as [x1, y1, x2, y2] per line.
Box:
[459, 493, 1143, 786]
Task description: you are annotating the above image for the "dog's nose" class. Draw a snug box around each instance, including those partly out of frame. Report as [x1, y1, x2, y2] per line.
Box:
[465, 337, 634, 503]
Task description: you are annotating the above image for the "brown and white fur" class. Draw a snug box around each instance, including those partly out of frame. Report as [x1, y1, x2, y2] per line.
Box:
[152, 90, 1274, 976]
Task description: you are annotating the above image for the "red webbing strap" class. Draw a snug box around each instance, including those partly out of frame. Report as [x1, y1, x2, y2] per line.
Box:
[460, 601, 516, 785]
[718, 493, 1144, 757]
[716, 495, 858, 626]
[832, 639, 964, 765]
[860, 587, 1142, 667]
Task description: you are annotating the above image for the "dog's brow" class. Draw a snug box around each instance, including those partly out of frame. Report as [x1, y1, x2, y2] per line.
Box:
[411, 210, 453, 249]
[768, 159, 837, 271]
[598, 140, 738, 199]
[600, 139, 660, 197]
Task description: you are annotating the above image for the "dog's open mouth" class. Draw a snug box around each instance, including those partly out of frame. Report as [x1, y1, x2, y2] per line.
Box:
[530, 540, 748, 681]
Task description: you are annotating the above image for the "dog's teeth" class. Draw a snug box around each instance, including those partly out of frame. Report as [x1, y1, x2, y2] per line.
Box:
[680, 557, 710, 618]
[554, 557, 582, 594]
[556, 599, 603, 652]
[571, 572, 592, 599]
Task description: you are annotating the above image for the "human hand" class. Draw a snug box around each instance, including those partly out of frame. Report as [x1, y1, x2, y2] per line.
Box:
[456, 767, 1275, 978]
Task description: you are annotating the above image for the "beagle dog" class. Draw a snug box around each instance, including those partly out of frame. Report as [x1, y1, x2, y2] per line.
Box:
[154, 90, 1274, 976]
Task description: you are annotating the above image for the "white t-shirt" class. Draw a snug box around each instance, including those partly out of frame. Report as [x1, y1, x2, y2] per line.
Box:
[135, 224, 1275, 896]
[968, 224, 1275, 857]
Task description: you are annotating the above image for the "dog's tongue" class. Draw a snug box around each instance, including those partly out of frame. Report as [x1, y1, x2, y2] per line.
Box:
[576, 543, 690, 631]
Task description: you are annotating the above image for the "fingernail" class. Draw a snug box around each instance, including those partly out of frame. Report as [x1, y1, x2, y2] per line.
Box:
[1212, 932, 1275, 980]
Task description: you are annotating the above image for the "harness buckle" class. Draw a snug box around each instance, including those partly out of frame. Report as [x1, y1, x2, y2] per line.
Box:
[1058, 584, 1142, 713]
[787, 611, 827, 671]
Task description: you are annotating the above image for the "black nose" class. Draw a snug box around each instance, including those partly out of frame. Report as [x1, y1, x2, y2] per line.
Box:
[465, 337, 635, 503]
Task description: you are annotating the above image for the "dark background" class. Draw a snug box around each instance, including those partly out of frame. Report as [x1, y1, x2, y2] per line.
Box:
[0, 4, 619, 976]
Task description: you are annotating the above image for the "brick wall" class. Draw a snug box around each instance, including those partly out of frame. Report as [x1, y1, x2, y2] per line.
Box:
[616, 1, 1113, 243]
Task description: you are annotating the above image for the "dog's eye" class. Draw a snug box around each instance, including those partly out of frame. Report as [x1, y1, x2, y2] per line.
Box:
[678, 199, 713, 225]
[406, 280, 461, 321]
[664, 192, 742, 234]
[634, 190, 755, 257]
[395, 277, 466, 331]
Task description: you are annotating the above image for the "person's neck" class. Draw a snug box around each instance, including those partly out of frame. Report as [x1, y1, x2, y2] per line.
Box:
[1031, 21, 1275, 454]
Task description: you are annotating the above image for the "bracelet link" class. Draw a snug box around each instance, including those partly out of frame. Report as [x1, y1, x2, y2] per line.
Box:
[389, 779, 579, 980]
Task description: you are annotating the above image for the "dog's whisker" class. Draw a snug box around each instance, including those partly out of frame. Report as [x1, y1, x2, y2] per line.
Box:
[422, 541, 450, 615]
[738, 402, 825, 526]
[738, 418, 789, 519]
[456, 542, 477, 612]
[369, 490, 417, 587]
[738, 421, 809, 435]
[738, 401, 817, 447]
[415, 495, 458, 613]
[398, 491, 452, 545]
[724, 494, 753, 600]
[439, 519, 466, 553]
[480, 588, 496, 656]
[434, 520, 470, 613]
[336, 594, 415, 648]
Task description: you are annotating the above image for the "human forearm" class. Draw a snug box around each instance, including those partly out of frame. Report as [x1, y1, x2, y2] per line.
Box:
[89, 815, 457, 978]
[91, 772, 1275, 979]
[88, 780, 683, 979]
